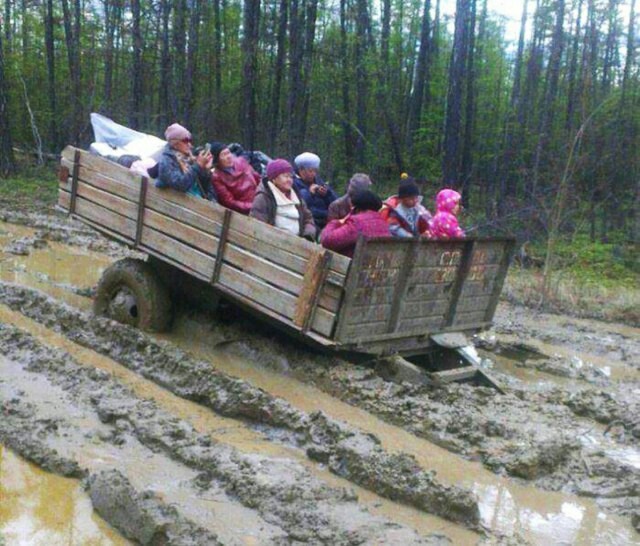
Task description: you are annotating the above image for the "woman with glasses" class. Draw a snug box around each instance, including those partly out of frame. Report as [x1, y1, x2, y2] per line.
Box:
[155, 123, 217, 201]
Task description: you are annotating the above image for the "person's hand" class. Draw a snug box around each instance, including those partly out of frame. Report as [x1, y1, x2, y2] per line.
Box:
[316, 185, 328, 196]
[310, 183, 319, 194]
[197, 150, 213, 170]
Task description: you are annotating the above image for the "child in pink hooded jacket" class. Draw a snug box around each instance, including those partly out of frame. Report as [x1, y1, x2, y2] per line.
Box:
[428, 189, 465, 239]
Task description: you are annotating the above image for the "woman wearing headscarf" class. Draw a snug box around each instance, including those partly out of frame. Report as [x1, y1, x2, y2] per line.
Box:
[250, 159, 316, 240]
[155, 123, 216, 201]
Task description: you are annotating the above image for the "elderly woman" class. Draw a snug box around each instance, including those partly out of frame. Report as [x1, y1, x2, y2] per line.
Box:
[250, 159, 316, 240]
[155, 123, 216, 201]
[209, 141, 260, 214]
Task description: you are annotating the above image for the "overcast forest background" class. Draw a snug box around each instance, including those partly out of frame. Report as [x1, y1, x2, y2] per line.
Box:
[0, 0, 639, 277]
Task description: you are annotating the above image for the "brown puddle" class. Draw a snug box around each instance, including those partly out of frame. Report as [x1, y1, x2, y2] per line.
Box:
[494, 333, 640, 383]
[0, 445, 129, 546]
[0, 304, 477, 544]
[159, 314, 640, 546]
[0, 221, 111, 312]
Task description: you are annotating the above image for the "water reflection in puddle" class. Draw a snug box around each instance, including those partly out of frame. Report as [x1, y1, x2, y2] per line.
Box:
[0, 445, 128, 545]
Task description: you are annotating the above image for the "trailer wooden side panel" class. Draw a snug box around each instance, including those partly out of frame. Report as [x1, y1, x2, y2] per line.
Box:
[334, 238, 515, 348]
[58, 146, 343, 341]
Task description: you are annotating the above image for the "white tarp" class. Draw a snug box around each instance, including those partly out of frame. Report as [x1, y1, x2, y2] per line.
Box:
[89, 113, 166, 161]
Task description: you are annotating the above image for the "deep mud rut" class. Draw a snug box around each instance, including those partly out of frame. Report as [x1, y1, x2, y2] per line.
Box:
[0, 210, 638, 545]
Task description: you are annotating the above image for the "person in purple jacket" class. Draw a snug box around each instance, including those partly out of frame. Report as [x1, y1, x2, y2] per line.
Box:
[320, 190, 390, 257]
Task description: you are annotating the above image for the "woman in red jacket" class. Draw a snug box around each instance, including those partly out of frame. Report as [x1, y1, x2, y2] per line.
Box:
[210, 141, 260, 214]
[320, 190, 390, 257]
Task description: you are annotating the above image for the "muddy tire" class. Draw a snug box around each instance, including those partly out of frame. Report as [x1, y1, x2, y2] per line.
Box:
[94, 258, 172, 332]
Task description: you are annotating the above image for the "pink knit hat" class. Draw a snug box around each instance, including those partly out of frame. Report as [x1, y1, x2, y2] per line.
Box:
[164, 123, 191, 141]
[266, 159, 293, 180]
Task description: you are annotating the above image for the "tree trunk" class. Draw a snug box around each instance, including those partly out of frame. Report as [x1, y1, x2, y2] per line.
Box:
[45, 0, 57, 151]
[0, 26, 14, 176]
[460, 0, 477, 206]
[213, 0, 222, 106]
[241, 0, 261, 150]
[339, 0, 354, 167]
[565, 0, 584, 133]
[531, 0, 565, 199]
[159, 0, 171, 130]
[130, 0, 143, 129]
[268, 0, 288, 148]
[185, 0, 202, 129]
[298, 0, 319, 148]
[406, 0, 432, 151]
[442, 0, 470, 188]
[61, 0, 83, 145]
[354, 0, 371, 166]
[172, 0, 187, 120]
[286, 0, 302, 155]
[3, 0, 10, 53]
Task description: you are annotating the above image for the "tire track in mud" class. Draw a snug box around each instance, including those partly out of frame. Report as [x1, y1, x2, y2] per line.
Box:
[0, 302, 477, 543]
[0, 322, 451, 545]
[0, 286, 484, 531]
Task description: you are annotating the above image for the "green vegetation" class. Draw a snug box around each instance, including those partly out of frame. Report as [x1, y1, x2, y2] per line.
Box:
[0, 160, 58, 206]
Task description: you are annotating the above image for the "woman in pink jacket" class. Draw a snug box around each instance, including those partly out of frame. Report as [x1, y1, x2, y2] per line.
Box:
[428, 189, 465, 239]
[320, 190, 390, 257]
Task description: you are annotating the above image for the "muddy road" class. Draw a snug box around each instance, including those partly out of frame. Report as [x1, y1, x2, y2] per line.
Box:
[0, 207, 638, 545]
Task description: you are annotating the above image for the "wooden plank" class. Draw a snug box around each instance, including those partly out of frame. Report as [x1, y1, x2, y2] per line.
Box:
[62, 146, 142, 187]
[58, 165, 70, 183]
[139, 245, 209, 282]
[144, 209, 219, 257]
[224, 243, 303, 295]
[443, 240, 476, 327]
[140, 226, 215, 278]
[218, 264, 335, 337]
[430, 368, 477, 383]
[75, 181, 138, 219]
[294, 249, 332, 332]
[229, 213, 350, 276]
[145, 189, 223, 238]
[61, 189, 134, 247]
[218, 264, 298, 320]
[135, 177, 149, 248]
[388, 240, 419, 333]
[69, 149, 81, 214]
[483, 239, 516, 323]
[73, 196, 137, 240]
[334, 236, 368, 342]
[61, 159, 140, 202]
[211, 282, 335, 347]
[227, 221, 346, 289]
[211, 209, 232, 284]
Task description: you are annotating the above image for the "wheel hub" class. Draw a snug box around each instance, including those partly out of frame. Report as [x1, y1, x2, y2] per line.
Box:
[107, 288, 139, 326]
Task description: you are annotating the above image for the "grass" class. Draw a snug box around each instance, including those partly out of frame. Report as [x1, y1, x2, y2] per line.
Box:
[504, 266, 640, 326]
[0, 161, 59, 209]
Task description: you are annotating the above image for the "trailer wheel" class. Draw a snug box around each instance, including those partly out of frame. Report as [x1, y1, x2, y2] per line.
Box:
[94, 258, 172, 332]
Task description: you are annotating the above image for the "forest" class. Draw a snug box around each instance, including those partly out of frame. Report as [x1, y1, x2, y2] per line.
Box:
[0, 0, 639, 251]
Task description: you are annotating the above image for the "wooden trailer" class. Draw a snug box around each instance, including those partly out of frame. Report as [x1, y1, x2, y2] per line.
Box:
[58, 146, 515, 386]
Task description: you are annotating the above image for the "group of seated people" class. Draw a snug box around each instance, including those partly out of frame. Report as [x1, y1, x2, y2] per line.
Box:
[156, 123, 465, 258]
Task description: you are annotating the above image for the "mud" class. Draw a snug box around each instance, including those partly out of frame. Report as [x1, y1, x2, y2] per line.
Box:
[0, 283, 480, 530]
[0, 206, 638, 544]
[0, 322, 452, 544]
[0, 446, 128, 545]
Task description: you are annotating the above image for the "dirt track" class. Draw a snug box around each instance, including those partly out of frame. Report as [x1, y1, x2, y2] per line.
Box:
[0, 205, 638, 545]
